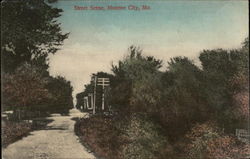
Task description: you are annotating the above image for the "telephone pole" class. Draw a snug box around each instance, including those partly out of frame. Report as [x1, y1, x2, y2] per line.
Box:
[97, 78, 110, 111]
[93, 76, 97, 114]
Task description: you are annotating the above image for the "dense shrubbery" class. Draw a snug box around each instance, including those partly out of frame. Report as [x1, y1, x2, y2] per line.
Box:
[2, 63, 74, 119]
[75, 114, 174, 159]
[184, 121, 250, 159]
[45, 76, 74, 114]
[2, 120, 32, 147]
[75, 115, 125, 159]
[2, 118, 53, 147]
[2, 63, 50, 117]
[76, 38, 249, 159]
[110, 46, 163, 114]
[120, 114, 171, 159]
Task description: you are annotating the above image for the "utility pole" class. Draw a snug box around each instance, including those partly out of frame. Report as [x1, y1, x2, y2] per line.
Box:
[97, 78, 110, 111]
[89, 93, 94, 109]
[93, 76, 97, 114]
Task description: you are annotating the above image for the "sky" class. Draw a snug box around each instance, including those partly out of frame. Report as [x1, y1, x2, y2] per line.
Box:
[48, 0, 249, 105]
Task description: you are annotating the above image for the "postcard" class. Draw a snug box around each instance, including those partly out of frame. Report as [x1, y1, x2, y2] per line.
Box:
[1, 0, 249, 159]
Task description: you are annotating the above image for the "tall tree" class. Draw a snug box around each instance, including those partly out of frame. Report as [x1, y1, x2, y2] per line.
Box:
[2, 63, 49, 113]
[46, 76, 74, 113]
[111, 46, 163, 113]
[1, 0, 69, 72]
[159, 57, 208, 139]
[198, 38, 249, 132]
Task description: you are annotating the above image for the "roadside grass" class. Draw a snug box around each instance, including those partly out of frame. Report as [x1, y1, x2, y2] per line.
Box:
[2, 120, 32, 148]
[2, 118, 53, 148]
[74, 114, 176, 159]
[74, 115, 124, 159]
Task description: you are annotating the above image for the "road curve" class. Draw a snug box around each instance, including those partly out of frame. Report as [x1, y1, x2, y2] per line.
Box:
[3, 109, 96, 159]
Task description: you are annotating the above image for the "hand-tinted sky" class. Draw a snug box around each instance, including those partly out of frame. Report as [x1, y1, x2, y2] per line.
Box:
[48, 0, 248, 104]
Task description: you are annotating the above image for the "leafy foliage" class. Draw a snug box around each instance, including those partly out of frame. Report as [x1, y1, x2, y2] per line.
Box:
[2, 63, 74, 117]
[75, 115, 125, 159]
[2, 63, 49, 110]
[2, 0, 73, 118]
[1, 0, 69, 72]
[198, 39, 249, 132]
[121, 114, 169, 159]
[158, 57, 209, 139]
[2, 120, 32, 148]
[45, 76, 74, 113]
[76, 38, 249, 158]
[111, 46, 163, 113]
[185, 122, 250, 159]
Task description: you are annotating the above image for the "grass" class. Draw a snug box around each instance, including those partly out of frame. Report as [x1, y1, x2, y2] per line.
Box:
[2, 118, 53, 148]
[74, 115, 124, 159]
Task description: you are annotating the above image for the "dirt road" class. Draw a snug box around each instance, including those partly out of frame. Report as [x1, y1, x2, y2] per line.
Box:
[2, 109, 96, 159]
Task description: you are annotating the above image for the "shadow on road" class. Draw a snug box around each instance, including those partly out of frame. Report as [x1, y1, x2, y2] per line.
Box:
[32, 118, 54, 130]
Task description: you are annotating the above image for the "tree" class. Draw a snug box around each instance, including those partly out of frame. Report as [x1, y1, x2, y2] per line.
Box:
[1, 0, 69, 72]
[111, 46, 163, 114]
[3, 67, 74, 117]
[198, 38, 249, 132]
[228, 38, 249, 129]
[2, 63, 49, 119]
[46, 76, 74, 114]
[159, 57, 209, 139]
[76, 92, 85, 110]
[199, 48, 248, 110]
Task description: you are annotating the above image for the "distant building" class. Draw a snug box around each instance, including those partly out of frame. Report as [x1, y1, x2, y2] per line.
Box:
[76, 72, 112, 114]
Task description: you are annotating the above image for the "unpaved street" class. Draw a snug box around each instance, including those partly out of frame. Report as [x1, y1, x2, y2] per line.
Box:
[3, 109, 96, 159]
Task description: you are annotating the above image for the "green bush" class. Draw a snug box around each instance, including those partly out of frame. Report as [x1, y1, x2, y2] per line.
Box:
[75, 114, 174, 159]
[121, 114, 171, 159]
[75, 115, 125, 159]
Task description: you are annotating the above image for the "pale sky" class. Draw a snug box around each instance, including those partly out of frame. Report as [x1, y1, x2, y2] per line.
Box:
[48, 0, 249, 105]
